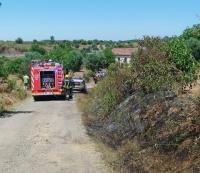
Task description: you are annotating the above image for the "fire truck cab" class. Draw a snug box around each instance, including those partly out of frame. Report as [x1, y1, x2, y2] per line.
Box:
[30, 60, 65, 101]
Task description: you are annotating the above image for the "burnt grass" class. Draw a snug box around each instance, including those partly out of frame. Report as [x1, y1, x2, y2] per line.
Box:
[82, 91, 200, 173]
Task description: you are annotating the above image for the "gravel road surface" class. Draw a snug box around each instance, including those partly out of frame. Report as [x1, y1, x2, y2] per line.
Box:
[0, 97, 108, 173]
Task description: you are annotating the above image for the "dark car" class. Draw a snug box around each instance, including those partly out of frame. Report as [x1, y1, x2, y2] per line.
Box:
[72, 77, 87, 93]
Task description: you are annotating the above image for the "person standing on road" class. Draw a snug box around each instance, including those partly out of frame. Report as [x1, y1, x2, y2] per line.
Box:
[62, 69, 75, 100]
[23, 74, 29, 90]
[63, 74, 74, 100]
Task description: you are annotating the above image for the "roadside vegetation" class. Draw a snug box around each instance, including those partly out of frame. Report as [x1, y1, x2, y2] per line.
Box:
[0, 37, 127, 114]
[78, 24, 200, 173]
[0, 75, 27, 117]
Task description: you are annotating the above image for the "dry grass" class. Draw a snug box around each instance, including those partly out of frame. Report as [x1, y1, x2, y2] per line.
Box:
[0, 76, 28, 115]
[86, 137, 118, 173]
[77, 89, 200, 173]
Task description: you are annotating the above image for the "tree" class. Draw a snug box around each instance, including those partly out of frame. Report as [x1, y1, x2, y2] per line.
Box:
[84, 52, 107, 71]
[65, 50, 83, 71]
[50, 35, 55, 44]
[182, 24, 200, 40]
[168, 38, 197, 84]
[33, 39, 38, 44]
[91, 43, 98, 51]
[15, 37, 23, 44]
[132, 37, 181, 93]
[44, 47, 83, 71]
[30, 43, 46, 55]
[186, 37, 200, 61]
[103, 48, 115, 66]
[25, 52, 42, 60]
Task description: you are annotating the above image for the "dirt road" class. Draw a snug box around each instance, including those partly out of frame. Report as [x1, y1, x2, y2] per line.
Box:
[0, 97, 108, 173]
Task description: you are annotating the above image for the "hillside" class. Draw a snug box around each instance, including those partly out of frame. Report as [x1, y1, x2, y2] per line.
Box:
[78, 29, 200, 173]
[81, 92, 200, 173]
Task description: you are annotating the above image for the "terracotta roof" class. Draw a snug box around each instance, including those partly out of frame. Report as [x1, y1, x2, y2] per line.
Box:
[112, 48, 137, 56]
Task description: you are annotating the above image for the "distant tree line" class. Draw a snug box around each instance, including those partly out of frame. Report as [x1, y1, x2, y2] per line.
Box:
[0, 36, 116, 78]
[3, 24, 200, 79]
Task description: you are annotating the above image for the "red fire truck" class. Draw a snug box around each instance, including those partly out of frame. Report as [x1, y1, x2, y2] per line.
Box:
[30, 60, 65, 101]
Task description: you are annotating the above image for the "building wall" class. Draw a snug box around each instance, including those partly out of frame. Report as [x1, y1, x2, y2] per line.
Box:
[115, 55, 131, 63]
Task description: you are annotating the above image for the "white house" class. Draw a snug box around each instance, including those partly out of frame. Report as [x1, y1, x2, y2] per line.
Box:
[112, 48, 137, 63]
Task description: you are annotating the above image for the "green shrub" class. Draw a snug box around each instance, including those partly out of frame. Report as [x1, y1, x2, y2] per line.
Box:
[185, 37, 200, 61]
[1, 53, 40, 78]
[182, 24, 200, 40]
[0, 61, 8, 78]
[132, 37, 182, 94]
[30, 43, 46, 55]
[168, 38, 198, 84]
[81, 65, 132, 118]
[0, 57, 9, 78]
[5, 58, 27, 76]
[25, 52, 42, 60]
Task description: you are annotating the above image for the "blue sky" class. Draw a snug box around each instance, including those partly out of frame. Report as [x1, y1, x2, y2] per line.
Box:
[0, 0, 200, 41]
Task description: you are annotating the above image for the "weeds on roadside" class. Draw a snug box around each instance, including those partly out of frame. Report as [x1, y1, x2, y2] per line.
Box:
[7, 79, 16, 92]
